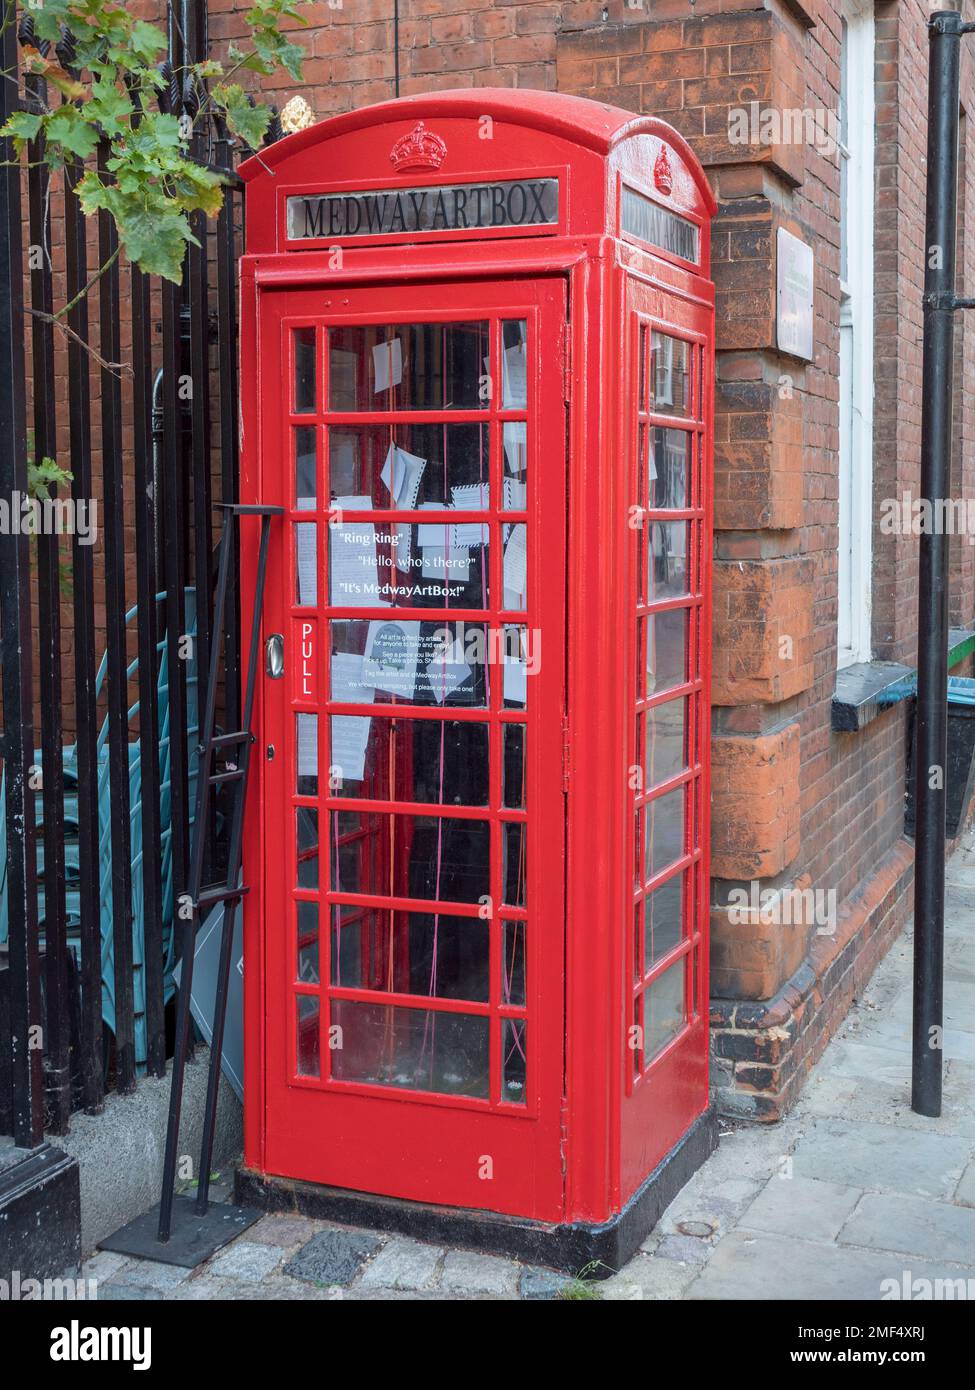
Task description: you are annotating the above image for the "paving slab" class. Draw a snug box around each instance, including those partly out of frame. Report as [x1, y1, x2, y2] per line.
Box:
[208, 1239, 284, 1282]
[601, 1252, 701, 1301]
[838, 1191, 975, 1266]
[284, 1227, 383, 1287]
[654, 1233, 712, 1264]
[97, 1282, 166, 1300]
[790, 1117, 973, 1200]
[955, 1158, 975, 1208]
[823, 1039, 924, 1084]
[797, 1067, 975, 1139]
[652, 1173, 763, 1245]
[112, 1258, 191, 1292]
[82, 1250, 128, 1285]
[247, 1215, 320, 1248]
[440, 1250, 519, 1296]
[173, 1274, 340, 1301]
[738, 1176, 862, 1242]
[688, 1229, 975, 1301]
[519, 1267, 571, 1300]
[357, 1237, 442, 1290]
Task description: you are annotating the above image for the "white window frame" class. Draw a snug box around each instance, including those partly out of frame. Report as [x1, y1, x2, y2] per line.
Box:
[837, 2, 875, 669]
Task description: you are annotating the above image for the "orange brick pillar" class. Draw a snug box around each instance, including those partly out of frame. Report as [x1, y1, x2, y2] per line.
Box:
[558, 0, 824, 1118]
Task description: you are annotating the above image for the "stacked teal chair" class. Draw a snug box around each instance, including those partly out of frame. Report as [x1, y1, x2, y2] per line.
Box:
[0, 591, 199, 1074]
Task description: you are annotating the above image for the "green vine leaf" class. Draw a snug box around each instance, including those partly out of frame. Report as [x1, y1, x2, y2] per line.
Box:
[44, 105, 100, 161]
[87, 79, 133, 139]
[3, 111, 44, 154]
[27, 457, 74, 500]
[128, 21, 169, 64]
[213, 83, 270, 148]
[0, 0, 312, 286]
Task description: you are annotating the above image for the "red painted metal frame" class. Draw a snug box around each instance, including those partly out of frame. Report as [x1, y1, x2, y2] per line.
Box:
[616, 279, 713, 1204]
[239, 90, 715, 1228]
[251, 279, 568, 1219]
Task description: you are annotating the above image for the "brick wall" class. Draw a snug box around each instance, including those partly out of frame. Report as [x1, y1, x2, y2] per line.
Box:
[553, 0, 975, 1117]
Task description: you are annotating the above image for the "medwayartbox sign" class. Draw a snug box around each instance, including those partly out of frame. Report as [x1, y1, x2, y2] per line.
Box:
[287, 178, 559, 240]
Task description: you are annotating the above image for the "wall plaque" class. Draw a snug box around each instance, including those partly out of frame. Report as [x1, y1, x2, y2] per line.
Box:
[776, 227, 815, 361]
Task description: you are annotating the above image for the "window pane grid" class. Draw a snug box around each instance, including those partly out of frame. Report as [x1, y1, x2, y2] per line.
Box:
[288, 313, 537, 1109]
[630, 318, 703, 1086]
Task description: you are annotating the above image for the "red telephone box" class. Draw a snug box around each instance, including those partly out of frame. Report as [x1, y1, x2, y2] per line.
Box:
[236, 89, 717, 1271]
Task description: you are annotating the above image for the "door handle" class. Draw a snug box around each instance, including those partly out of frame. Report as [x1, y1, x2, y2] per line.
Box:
[265, 633, 285, 679]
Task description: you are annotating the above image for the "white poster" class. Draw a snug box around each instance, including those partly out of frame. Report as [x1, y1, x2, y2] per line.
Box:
[381, 443, 426, 508]
[362, 618, 422, 700]
[295, 524, 317, 607]
[330, 715, 371, 783]
[329, 495, 389, 608]
[373, 337, 403, 392]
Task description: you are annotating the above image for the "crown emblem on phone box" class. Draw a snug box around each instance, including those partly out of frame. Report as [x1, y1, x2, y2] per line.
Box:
[653, 146, 673, 195]
[390, 122, 448, 172]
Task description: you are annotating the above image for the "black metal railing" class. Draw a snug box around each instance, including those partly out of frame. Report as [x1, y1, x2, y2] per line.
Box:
[0, 1, 264, 1146]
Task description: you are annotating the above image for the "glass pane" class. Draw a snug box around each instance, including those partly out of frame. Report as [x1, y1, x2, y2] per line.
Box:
[328, 511, 490, 610]
[503, 523, 527, 610]
[295, 426, 317, 508]
[648, 521, 689, 601]
[637, 421, 646, 525]
[297, 807, 319, 889]
[503, 822, 526, 907]
[331, 1000, 489, 1097]
[330, 810, 490, 905]
[633, 902, 642, 984]
[502, 422, 527, 507]
[649, 428, 689, 509]
[644, 958, 686, 1064]
[501, 320, 528, 409]
[296, 994, 320, 1076]
[645, 785, 685, 882]
[634, 804, 643, 887]
[331, 906, 488, 1001]
[502, 919, 526, 1006]
[646, 607, 687, 695]
[328, 322, 489, 412]
[650, 332, 690, 417]
[502, 624, 531, 709]
[408, 911, 486, 1002]
[296, 713, 318, 795]
[502, 1018, 527, 1104]
[632, 992, 643, 1077]
[645, 697, 687, 787]
[503, 723, 526, 808]
[330, 717, 489, 805]
[645, 871, 684, 970]
[293, 327, 316, 414]
[635, 616, 646, 702]
[295, 523, 317, 606]
[328, 423, 489, 509]
[297, 900, 320, 984]
[330, 620, 492, 709]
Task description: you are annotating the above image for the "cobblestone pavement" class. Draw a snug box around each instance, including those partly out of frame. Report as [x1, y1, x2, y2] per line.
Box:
[87, 838, 975, 1301]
